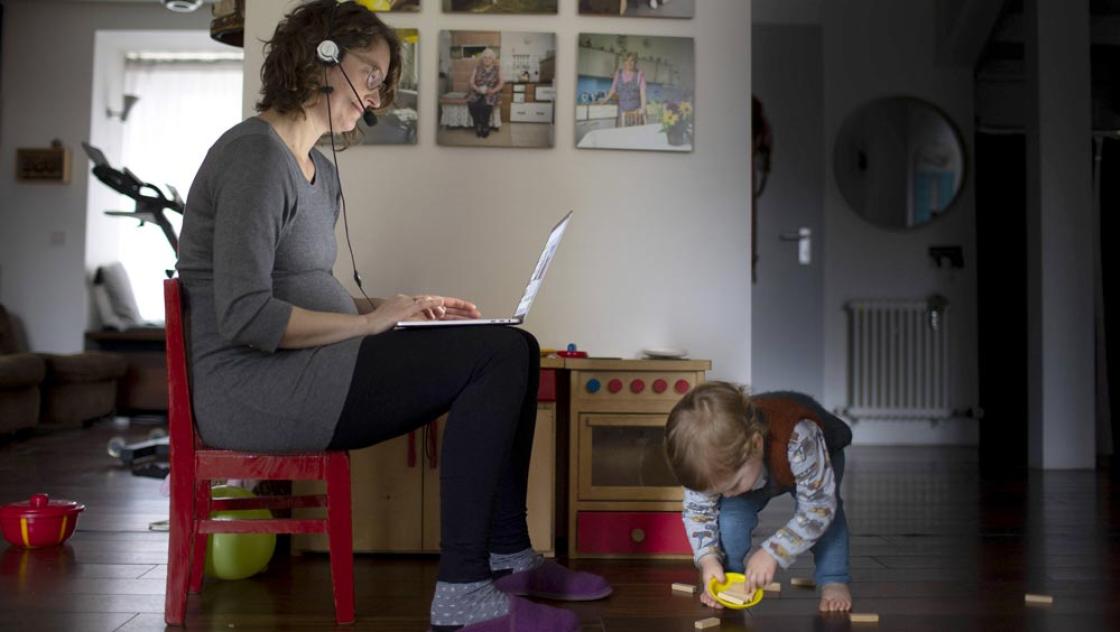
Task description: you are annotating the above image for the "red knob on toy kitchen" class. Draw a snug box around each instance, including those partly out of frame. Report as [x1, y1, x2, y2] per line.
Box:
[675, 379, 691, 394]
[652, 379, 668, 393]
[630, 379, 645, 393]
[607, 378, 623, 393]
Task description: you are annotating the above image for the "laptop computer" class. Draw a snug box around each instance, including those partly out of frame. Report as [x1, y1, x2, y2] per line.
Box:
[396, 211, 572, 328]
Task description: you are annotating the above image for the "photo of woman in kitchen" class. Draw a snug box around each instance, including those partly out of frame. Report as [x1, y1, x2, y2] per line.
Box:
[438, 30, 557, 148]
[576, 33, 694, 152]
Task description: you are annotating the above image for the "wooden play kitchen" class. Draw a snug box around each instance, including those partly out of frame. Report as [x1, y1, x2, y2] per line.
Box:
[293, 356, 709, 559]
[565, 358, 709, 558]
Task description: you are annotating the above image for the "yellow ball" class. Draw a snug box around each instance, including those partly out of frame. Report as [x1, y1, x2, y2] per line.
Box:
[204, 485, 276, 581]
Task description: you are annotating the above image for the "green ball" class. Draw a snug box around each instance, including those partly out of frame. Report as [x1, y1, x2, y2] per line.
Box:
[204, 485, 276, 580]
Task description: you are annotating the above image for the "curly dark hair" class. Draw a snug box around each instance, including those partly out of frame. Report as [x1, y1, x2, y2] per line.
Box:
[256, 0, 402, 146]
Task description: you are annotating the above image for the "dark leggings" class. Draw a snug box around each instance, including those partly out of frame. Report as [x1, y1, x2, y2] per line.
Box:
[468, 100, 493, 130]
[328, 326, 540, 583]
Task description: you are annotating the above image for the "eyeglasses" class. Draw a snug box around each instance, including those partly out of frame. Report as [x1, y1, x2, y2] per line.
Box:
[344, 49, 386, 92]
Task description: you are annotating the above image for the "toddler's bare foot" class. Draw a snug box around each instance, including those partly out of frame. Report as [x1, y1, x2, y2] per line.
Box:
[819, 583, 851, 612]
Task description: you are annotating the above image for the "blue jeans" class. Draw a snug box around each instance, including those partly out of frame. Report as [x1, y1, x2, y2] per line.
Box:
[717, 450, 850, 586]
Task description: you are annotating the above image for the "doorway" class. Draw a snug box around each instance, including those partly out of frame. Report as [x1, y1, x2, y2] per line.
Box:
[749, 24, 825, 397]
[974, 132, 1028, 475]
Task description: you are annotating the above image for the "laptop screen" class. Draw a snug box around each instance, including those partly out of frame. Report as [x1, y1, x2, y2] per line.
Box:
[514, 211, 572, 320]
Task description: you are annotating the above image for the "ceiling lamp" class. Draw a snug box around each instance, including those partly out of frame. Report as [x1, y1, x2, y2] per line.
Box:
[162, 0, 203, 12]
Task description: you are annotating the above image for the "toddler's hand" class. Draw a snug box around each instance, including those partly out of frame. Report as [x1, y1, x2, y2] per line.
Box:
[743, 549, 779, 593]
[697, 555, 725, 609]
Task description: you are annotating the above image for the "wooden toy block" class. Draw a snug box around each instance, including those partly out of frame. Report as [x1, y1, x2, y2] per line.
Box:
[672, 582, 698, 595]
[763, 582, 782, 593]
[721, 584, 750, 599]
[694, 617, 721, 630]
[790, 577, 816, 588]
[1025, 593, 1054, 605]
[716, 591, 745, 605]
[849, 613, 880, 623]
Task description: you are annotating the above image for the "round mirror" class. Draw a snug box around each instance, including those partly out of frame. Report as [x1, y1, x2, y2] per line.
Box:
[834, 97, 965, 230]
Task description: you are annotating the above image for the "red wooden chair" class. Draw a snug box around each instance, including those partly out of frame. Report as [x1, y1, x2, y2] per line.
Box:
[163, 278, 355, 625]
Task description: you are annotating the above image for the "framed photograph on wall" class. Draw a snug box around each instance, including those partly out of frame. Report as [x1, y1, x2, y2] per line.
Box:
[16, 143, 71, 183]
[442, 0, 558, 14]
[578, 0, 694, 19]
[437, 30, 557, 148]
[316, 29, 419, 146]
[575, 33, 694, 152]
[360, 28, 419, 144]
[357, 0, 420, 12]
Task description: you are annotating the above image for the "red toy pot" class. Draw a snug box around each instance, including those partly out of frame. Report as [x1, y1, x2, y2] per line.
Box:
[1, 494, 85, 549]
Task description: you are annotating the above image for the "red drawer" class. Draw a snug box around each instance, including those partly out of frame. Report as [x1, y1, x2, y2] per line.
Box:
[537, 369, 557, 402]
[576, 511, 690, 555]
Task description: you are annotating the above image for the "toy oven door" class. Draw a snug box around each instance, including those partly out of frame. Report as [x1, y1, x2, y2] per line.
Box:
[577, 414, 683, 502]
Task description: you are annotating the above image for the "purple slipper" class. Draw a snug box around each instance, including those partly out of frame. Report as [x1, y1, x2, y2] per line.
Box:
[445, 596, 580, 632]
[493, 559, 613, 601]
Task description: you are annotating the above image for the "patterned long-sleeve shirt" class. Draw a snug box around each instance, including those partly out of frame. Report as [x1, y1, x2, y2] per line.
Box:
[682, 420, 838, 568]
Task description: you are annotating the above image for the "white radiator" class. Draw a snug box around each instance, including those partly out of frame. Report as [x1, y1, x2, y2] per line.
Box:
[842, 300, 952, 420]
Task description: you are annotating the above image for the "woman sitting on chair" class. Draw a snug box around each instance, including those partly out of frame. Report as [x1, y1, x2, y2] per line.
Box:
[175, 2, 608, 630]
[467, 48, 504, 138]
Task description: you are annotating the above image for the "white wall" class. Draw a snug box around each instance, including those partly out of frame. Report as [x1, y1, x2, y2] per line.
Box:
[0, 1, 210, 352]
[820, 0, 979, 445]
[244, 0, 754, 381]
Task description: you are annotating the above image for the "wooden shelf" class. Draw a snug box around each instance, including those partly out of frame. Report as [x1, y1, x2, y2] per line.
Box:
[563, 358, 711, 372]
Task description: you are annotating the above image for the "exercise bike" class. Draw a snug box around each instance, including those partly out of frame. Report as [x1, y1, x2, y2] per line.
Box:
[83, 142, 180, 477]
[81, 141, 183, 255]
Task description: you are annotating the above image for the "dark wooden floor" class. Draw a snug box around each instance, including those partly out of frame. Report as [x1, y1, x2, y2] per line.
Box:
[1, 418, 1119, 631]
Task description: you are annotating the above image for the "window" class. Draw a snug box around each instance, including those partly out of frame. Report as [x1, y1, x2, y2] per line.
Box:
[117, 52, 242, 322]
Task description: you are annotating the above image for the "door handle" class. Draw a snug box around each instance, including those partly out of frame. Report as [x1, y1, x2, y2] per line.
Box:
[779, 227, 812, 265]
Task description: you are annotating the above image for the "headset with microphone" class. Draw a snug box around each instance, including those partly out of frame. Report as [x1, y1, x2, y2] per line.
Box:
[317, 0, 380, 310]
[316, 37, 378, 127]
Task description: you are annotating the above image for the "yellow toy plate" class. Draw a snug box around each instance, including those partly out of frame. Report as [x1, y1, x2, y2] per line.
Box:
[707, 572, 764, 610]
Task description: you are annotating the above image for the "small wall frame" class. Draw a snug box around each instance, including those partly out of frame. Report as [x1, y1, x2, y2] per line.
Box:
[16, 143, 71, 184]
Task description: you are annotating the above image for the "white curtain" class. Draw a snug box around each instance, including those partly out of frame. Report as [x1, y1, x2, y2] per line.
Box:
[119, 60, 243, 322]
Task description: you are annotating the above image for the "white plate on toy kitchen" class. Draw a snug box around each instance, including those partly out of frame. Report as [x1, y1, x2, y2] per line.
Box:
[642, 347, 689, 359]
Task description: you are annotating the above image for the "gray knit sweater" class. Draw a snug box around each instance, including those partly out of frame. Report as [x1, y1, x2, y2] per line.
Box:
[176, 117, 362, 452]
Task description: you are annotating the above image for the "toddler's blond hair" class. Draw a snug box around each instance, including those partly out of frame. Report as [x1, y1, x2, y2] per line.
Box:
[665, 381, 767, 492]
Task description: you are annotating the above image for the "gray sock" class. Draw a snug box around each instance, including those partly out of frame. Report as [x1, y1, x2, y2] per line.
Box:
[430, 579, 510, 629]
[489, 547, 544, 575]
